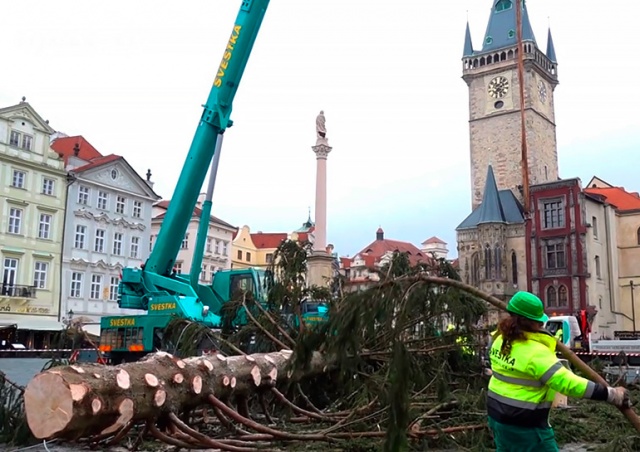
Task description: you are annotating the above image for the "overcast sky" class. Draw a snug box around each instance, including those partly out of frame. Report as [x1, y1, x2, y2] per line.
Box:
[2, 1, 638, 259]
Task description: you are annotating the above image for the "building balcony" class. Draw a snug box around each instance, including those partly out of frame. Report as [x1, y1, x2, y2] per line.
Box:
[1, 284, 37, 299]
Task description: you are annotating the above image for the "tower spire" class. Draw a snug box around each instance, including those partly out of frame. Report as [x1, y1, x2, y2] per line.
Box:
[481, 0, 536, 53]
[463, 20, 474, 57]
[546, 27, 558, 63]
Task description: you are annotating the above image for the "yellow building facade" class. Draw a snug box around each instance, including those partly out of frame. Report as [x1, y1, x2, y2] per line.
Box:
[0, 100, 67, 345]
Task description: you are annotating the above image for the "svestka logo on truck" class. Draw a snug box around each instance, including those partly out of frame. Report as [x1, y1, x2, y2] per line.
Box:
[150, 302, 177, 311]
[214, 25, 242, 88]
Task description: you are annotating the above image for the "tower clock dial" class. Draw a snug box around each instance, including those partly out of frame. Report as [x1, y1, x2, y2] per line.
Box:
[538, 80, 547, 103]
[488, 76, 509, 98]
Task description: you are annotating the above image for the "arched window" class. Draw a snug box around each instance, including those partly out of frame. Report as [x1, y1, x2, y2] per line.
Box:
[546, 286, 557, 308]
[494, 245, 502, 279]
[484, 245, 492, 280]
[558, 285, 568, 307]
[464, 260, 470, 285]
[511, 251, 518, 285]
[472, 253, 480, 287]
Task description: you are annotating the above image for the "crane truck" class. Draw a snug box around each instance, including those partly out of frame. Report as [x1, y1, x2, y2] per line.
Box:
[94, 0, 327, 364]
[547, 312, 640, 383]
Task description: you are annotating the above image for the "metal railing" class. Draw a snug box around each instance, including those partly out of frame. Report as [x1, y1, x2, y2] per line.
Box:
[0, 284, 37, 298]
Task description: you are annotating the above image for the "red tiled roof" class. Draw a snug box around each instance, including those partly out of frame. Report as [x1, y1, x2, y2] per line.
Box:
[340, 257, 351, 269]
[584, 187, 640, 212]
[153, 200, 236, 230]
[422, 236, 446, 245]
[73, 154, 122, 172]
[356, 238, 431, 267]
[250, 233, 288, 249]
[51, 135, 102, 164]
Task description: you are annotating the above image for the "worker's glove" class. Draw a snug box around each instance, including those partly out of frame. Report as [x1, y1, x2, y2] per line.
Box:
[607, 386, 632, 408]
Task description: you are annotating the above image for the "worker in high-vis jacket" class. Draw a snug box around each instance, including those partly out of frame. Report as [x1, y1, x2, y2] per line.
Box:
[488, 291, 631, 452]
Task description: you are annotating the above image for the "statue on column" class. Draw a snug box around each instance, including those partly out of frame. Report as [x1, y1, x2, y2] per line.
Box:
[316, 110, 328, 144]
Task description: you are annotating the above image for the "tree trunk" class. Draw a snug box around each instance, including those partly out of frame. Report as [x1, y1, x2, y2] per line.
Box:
[24, 349, 324, 440]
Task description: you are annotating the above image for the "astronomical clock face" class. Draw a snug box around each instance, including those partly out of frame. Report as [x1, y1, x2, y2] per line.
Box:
[488, 76, 509, 99]
[538, 80, 548, 103]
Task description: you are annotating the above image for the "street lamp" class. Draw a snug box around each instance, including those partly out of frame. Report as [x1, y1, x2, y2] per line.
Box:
[631, 281, 636, 335]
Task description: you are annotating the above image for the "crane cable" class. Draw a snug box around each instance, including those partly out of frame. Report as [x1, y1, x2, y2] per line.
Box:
[515, 0, 530, 214]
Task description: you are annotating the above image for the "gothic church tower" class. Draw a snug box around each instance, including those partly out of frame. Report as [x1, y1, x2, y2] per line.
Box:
[463, 0, 559, 209]
[457, 0, 559, 305]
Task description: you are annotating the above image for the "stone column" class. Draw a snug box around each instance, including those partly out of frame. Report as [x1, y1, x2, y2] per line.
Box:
[307, 112, 334, 288]
[312, 142, 331, 252]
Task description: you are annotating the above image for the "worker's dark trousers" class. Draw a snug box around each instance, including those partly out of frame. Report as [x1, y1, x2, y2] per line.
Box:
[488, 417, 559, 452]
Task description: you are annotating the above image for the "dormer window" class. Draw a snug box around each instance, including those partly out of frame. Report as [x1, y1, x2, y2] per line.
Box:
[495, 0, 512, 12]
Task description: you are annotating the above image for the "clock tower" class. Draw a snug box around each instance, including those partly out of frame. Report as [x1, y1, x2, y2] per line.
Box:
[462, 0, 559, 209]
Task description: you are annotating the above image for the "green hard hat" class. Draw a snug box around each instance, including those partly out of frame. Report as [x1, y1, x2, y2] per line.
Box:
[506, 291, 548, 323]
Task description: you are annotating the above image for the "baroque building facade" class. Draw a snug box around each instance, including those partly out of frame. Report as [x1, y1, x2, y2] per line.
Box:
[51, 136, 160, 334]
[0, 100, 67, 346]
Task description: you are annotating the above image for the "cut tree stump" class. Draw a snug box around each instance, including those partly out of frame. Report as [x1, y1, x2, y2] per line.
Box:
[24, 349, 325, 440]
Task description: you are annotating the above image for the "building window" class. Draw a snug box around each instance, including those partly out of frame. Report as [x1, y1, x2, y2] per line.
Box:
[78, 186, 90, 205]
[38, 213, 52, 239]
[173, 262, 182, 274]
[543, 200, 564, 229]
[558, 285, 568, 307]
[12, 170, 26, 188]
[149, 235, 154, 252]
[592, 216, 598, 239]
[2, 258, 19, 289]
[595, 256, 601, 279]
[246, 252, 251, 262]
[511, 251, 518, 285]
[484, 244, 492, 280]
[181, 234, 189, 250]
[22, 134, 32, 151]
[70, 272, 84, 298]
[637, 227, 640, 245]
[237, 250, 243, 260]
[113, 232, 123, 255]
[545, 243, 565, 269]
[132, 201, 142, 218]
[33, 261, 49, 289]
[109, 276, 119, 301]
[130, 236, 140, 258]
[8, 130, 32, 150]
[97, 191, 109, 210]
[266, 253, 274, 264]
[9, 130, 20, 146]
[222, 241, 228, 256]
[494, 245, 502, 279]
[210, 265, 215, 281]
[200, 267, 206, 281]
[75, 225, 87, 249]
[8, 208, 23, 234]
[206, 237, 212, 253]
[546, 286, 557, 308]
[42, 178, 55, 196]
[116, 196, 126, 214]
[215, 239, 221, 254]
[90, 274, 103, 299]
[94, 229, 106, 253]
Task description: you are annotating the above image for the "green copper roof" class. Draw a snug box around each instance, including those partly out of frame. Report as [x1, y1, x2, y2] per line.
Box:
[456, 165, 524, 230]
[546, 27, 557, 62]
[463, 21, 474, 57]
[481, 0, 537, 53]
[477, 165, 505, 224]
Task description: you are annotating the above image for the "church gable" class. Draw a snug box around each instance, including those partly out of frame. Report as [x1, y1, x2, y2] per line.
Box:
[0, 101, 55, 135]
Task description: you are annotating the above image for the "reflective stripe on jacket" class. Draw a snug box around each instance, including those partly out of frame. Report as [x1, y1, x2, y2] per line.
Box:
[488, 330, 596, 428]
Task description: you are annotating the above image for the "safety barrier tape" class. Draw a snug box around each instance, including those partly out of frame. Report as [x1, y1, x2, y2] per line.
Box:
[0, 348, 95, 353]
